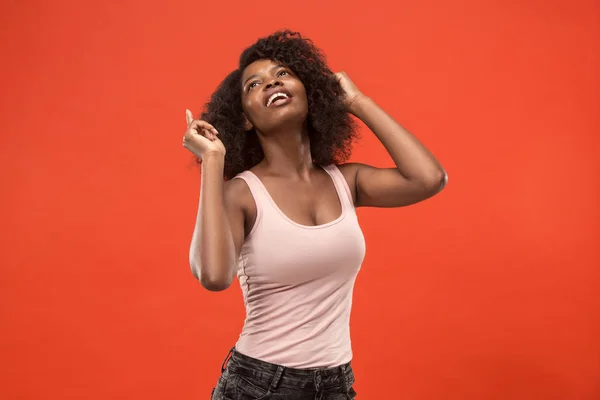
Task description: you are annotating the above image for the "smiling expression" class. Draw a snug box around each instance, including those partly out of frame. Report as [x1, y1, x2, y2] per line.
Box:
[241, 59, 309, 133]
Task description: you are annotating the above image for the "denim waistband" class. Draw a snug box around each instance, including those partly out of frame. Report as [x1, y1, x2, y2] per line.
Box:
[221, 346, 354, 392]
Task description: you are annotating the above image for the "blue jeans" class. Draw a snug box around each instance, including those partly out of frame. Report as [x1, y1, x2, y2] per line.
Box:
[211, 347, 357, 399]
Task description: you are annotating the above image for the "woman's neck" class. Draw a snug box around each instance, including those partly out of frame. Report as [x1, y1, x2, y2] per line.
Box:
[255, 124, 316, 179]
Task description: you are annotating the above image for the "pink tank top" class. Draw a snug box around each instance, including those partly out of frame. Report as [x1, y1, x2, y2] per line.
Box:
[231, 164, 366, 369]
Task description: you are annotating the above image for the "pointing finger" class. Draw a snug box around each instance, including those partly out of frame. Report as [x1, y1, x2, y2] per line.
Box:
[185, 109, 193, 126]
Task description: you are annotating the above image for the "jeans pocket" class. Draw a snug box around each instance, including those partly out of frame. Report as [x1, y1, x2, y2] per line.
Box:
[234, 374, 271, 399]
[211, 376, 235, 400]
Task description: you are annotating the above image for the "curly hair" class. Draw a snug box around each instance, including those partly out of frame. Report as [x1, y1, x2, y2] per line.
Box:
[198, 30, 360, 180]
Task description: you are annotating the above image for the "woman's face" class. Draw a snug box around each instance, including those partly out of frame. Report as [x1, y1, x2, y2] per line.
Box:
[240, 59, 308, 133]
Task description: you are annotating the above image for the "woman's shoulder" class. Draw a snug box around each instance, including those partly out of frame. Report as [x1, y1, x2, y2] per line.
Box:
[224, 175, 254, 210]
[329, 163, 359, 206]
[224, 173, 258, 235]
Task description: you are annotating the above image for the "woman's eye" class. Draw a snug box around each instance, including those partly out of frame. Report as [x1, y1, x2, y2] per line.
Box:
[247, 70, 287, 92]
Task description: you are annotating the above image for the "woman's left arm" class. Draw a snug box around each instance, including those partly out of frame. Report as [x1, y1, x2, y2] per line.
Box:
[336, 71, 448, 208]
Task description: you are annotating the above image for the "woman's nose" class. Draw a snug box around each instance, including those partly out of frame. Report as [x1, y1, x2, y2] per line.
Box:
[265, 79, 282, 90]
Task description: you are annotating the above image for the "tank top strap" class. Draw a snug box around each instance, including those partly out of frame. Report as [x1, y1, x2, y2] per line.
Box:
[232, 170, 271, 202]
[231, 171, 268, 226]
[321, 164, 356, 210]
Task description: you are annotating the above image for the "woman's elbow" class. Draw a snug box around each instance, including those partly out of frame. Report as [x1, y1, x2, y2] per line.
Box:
[200, 275, 232, 291]
[194, 266, 234, 291]
[424, 169, 448, 194]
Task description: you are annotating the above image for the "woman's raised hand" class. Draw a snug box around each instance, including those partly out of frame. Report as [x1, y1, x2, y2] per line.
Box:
[182, 109, 226, 160]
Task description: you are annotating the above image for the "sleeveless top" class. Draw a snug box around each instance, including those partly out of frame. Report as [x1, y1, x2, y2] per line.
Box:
[231, 164, 366, 369]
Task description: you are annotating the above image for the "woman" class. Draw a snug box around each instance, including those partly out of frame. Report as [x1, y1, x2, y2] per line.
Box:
[183, 30, 447, 400]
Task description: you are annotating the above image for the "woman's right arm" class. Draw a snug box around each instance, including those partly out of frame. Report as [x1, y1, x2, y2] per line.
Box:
[183, 110, 245, 291]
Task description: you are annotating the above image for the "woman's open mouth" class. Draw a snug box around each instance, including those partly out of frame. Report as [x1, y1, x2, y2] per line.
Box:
[265, 90, 293, 107]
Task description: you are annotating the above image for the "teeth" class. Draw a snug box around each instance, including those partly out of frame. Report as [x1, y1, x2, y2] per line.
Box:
[267, 92, 289, 107]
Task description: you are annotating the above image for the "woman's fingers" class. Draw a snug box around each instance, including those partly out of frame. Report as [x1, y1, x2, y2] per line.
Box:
[189, 120, 218, 135]
[188, 127, 215, 141]
[185, 110, 219, 140]
[204, 128, 217, 141]
[185, 109, 194, 126]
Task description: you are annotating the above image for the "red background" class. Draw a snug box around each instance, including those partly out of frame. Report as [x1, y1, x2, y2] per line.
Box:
[1, 0, 599, 399]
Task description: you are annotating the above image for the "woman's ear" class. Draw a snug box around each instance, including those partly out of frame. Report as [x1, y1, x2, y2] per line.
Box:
[242, 113, 253, 131]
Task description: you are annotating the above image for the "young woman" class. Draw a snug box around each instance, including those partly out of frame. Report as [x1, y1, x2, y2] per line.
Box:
[183, 30, 447, 400]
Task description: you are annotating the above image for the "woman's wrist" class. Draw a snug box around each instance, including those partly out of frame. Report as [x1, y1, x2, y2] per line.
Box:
[201, 150, 226, 163]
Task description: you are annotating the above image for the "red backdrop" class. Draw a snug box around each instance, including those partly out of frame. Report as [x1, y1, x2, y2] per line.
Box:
[1, 0, 599, 399]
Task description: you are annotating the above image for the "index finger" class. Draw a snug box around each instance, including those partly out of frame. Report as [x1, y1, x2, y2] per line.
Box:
[185, 109, 193, 126]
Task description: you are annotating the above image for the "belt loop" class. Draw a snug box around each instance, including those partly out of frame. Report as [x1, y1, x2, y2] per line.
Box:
[221, 346, 235, 373]
[269, 365, 285, 392]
